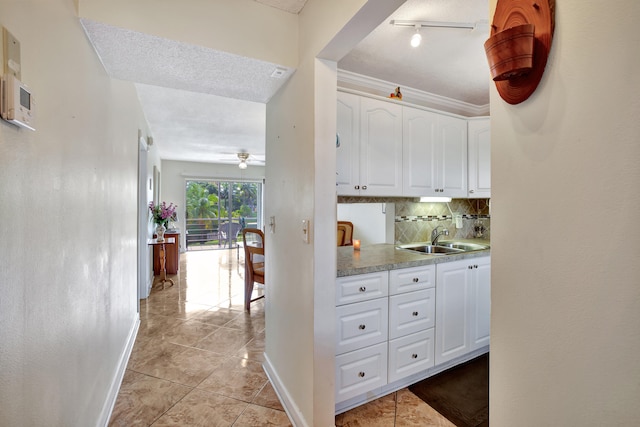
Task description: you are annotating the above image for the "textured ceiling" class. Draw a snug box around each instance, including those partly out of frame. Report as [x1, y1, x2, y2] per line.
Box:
[81, 0, 490, 165]
[80, 18, 293, 165]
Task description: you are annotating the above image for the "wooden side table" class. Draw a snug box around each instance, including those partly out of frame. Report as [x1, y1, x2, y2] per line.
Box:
[147, 237, 176, 289]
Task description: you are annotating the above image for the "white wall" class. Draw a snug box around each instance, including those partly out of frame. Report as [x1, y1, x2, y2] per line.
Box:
[0, 0, 147, 425]
[160, 159, 265, 250]
[337, 203, 395, 245]
[490, 0, 640, 425]
[264, 1, 406, 425]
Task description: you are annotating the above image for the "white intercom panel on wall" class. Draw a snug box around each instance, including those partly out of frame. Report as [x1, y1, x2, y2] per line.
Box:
[0, 25, 35, 131]
[1, 74, 35, 131]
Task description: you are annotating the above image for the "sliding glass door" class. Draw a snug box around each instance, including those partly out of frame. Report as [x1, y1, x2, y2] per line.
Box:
[185, 180, 262, 250]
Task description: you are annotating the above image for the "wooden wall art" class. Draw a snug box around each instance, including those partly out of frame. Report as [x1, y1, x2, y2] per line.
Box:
[484, 0, 555, 104]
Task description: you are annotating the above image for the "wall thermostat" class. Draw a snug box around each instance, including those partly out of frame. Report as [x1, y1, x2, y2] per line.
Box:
[1, 74, 35, 131]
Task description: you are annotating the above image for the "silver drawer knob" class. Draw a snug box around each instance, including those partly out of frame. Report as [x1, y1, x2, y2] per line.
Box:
[412, 353, 418, 359]
[358, 372, 365, 377]
[412, 311, 419, 316]
[359, 286, 366, 292]
[359, 324, 366, 330]
[413, 277, 419, 283]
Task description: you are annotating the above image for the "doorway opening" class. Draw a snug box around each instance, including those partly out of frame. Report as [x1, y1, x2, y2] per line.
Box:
[185, 180, 263, 251]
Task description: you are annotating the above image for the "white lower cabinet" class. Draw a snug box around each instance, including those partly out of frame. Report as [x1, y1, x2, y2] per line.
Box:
[336, 297, 388, 355]
[335, 342, 388, 403]
[388, 329, 435, 383]
[335, 259, 490, 407]
[435, 256, 491, 365]
[388, 288, 435, 340]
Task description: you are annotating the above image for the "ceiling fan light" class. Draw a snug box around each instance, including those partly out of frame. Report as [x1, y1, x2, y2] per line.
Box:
[237, 152, 250, 169]
[410, 32, 422, 47]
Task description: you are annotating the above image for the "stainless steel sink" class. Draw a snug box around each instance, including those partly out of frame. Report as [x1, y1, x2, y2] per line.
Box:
[397, 241, 489, 255]
[397, 244, 463, 255]
[436, 241, 490, 252]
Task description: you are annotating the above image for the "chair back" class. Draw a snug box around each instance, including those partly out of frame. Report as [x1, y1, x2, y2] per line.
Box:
[242, 228, 265, 311]
[242, 228, 265, 283]
[337, 221, 354, 246]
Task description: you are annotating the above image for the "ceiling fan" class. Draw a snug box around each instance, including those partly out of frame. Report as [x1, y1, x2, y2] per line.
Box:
[212, 152, 265, 168]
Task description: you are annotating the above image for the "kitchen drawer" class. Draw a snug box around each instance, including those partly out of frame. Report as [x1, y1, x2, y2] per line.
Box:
[335, 342, 388, 403]
[388, 329, 435, 383]
[389, 265, 435, 295]
[336, 271, 389, 306]
[336, 298, 388, 355]
[389, 288, 435, 340]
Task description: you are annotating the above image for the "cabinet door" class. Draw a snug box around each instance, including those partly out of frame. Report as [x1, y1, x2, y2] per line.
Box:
[438, 115, 468, 198]
[359, 97, 403, 196]
[389, 264, 435, 295]
[388, 329, 435, 383]
[335, 342, 388, 403]
[336, 297, 388, 355]
[435, 259, 470, 365]
[468, 118, 491, 198]
[470, 257, 491, 351]
[389, 289, 435, 340]
[402, 107, 438, 197]
[336, 271, 389, 306]
[336, 92, 361, 196]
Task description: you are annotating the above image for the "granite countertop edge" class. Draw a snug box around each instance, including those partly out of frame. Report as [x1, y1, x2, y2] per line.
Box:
[337, 241, 490, 277]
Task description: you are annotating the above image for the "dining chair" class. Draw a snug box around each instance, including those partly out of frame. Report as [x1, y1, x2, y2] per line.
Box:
[337, 221, 354, 246]
[218, 221, 243, 248]
[242, 228, 265, 311]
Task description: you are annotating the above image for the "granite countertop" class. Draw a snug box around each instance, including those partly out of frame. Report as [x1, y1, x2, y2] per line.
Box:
[337, 239, 490, 277]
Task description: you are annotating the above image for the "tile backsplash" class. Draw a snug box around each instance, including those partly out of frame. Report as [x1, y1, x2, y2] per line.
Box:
[337, 197, 490, 244]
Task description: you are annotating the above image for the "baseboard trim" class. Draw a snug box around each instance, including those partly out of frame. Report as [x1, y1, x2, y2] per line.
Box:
[98, 315, 140, 426]
[263, 353, 309, 427]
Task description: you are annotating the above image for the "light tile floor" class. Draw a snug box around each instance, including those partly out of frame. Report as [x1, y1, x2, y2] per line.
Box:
[109, 248, 454, 426]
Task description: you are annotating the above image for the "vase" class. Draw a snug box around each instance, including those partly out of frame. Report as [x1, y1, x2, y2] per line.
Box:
[156, 223, 166, 242]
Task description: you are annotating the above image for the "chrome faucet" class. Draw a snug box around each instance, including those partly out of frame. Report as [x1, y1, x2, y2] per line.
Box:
[431, 226, 449, 245]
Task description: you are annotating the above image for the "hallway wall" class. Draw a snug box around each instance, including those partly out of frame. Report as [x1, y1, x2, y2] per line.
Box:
[0, 0, 148, 424]
[489, 0, 640, 424]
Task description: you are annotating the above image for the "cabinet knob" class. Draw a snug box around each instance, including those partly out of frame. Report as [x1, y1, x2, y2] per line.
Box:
[474, 265, 478, 269]
[359, 324, 366, 330]
[359, 286, 366, 292]
[468, 265, 473, 269]
[469, 189, 475, 193]
[358, 372, 365, 378]
[362, 185, 367, 190]
[355, 185, 360, 190]
[411, 353, 418, 359]
[412, 277, 419, 283]
[412, 311, 419, 316]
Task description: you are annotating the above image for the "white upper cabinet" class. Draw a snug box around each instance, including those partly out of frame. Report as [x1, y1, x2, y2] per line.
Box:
[336, 92, 403, 196]
[402, 107, 438, 196]
[403, 107, 468, 198]
[359, 97, 403, 196]
[467, 118, 491, 198]
[438, 114, 468, 198]
[336, 92, 361, 196]
[338, 92, 484, 199]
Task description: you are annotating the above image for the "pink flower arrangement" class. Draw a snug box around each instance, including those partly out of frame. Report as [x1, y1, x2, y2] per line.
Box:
[149, 201, 177, 226]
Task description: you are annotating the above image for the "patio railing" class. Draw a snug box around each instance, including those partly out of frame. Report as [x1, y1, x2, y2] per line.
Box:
[185, 217, 258, 250]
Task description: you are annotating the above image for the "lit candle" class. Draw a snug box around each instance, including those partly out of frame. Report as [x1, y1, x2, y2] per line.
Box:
[353, 239, 361, 250]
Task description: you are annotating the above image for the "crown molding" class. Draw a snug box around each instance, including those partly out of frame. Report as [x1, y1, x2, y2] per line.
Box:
[337, 69, 490, 117]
